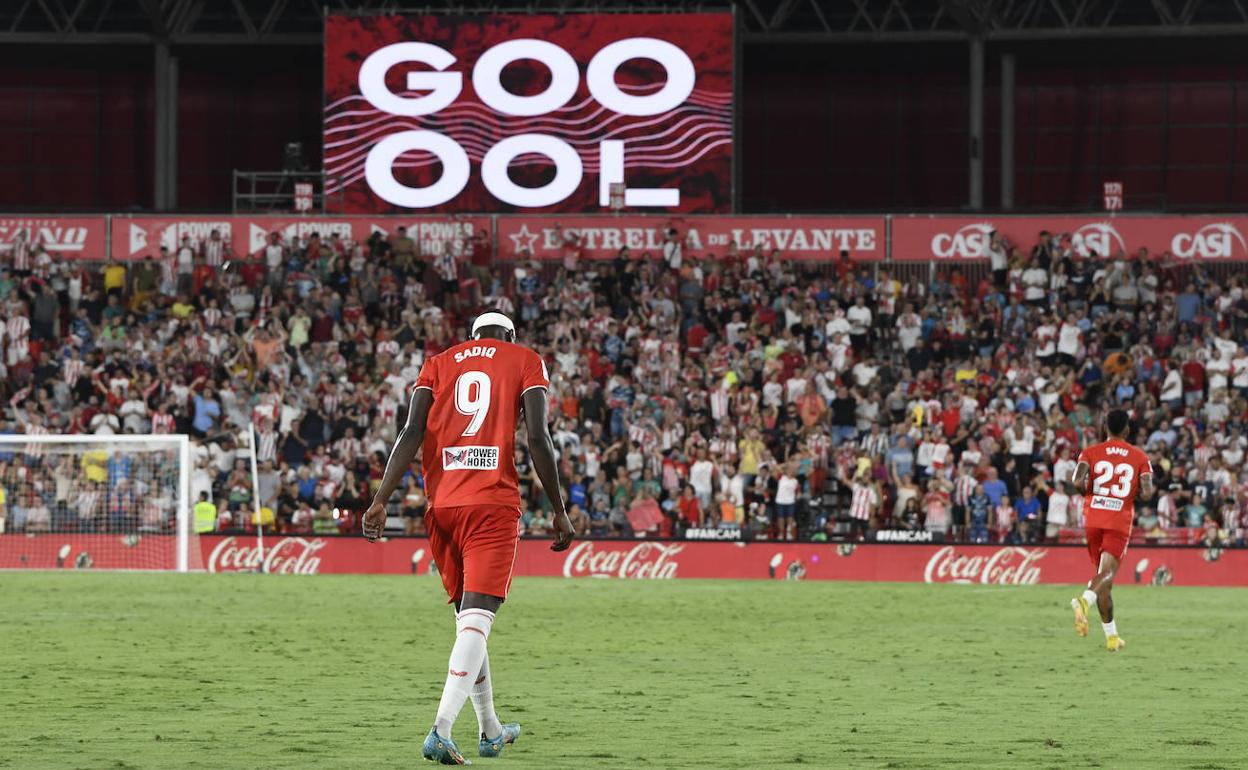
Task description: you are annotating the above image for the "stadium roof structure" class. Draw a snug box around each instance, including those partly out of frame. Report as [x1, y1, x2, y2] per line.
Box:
[2, 0, 1247, 45]
[740, 0, 1248, 41]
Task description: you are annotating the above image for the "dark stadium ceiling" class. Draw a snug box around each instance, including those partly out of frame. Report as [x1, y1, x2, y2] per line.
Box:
[1, 0, 1247, 44]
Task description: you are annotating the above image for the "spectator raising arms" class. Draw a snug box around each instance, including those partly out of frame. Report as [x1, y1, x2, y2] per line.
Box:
[0, 227, 1245, 548]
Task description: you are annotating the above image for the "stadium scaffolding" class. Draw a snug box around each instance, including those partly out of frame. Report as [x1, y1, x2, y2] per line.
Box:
[2, 0, 1247, 45]
[2, 1, 1246, 213]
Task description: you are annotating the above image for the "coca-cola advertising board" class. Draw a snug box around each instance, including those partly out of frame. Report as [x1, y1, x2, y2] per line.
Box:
[0, 215, 108, 259]
[4, 535, 1246, 587]
[323, 13, 733, 213]
[110, 215, 491, 261]
[545, 541, 1246, 586]
[497, 216, 886, 261]
[892, 215, 1248, 261]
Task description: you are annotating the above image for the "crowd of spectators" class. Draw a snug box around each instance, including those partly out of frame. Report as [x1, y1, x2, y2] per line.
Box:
[0, 223, 1246, 549]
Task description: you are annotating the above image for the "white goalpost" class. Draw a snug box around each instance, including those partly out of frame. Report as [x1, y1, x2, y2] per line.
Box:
[247, 422, 266, 574]
[0, 434, 197, 572]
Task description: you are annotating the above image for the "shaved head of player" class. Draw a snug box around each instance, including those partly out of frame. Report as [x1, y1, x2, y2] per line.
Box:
[1069, 409, 1154, 652]
[362, 310, 573, 763]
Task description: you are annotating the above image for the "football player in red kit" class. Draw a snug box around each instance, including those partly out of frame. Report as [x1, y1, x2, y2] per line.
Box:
[1069, 409, 1154, 652]
[363, 311, 573, 764]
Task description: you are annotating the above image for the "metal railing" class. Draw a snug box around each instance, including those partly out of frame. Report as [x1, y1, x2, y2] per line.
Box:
[231, 171, 344, 214]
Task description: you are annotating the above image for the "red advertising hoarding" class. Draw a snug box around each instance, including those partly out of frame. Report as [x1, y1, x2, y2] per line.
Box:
[3, 535, 1244, 587]
[0, 533, 178, 570]
[323, 13, 733, 214]
[20, 213, 1248, 262]
[892, 215, 1248, 261]
[497, 216, 886, 261]
[109, 215, 490, 261]
[0, 215, 108, 259]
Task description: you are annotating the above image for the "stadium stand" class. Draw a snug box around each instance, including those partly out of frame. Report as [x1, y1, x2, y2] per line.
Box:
[0, 225, 1245, 548]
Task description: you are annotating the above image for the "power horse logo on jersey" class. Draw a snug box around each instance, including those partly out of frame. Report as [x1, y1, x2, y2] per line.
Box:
[443, 445, 501, 470]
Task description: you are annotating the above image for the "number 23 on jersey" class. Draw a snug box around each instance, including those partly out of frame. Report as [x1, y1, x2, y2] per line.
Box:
[1091, 461, 1134, 498]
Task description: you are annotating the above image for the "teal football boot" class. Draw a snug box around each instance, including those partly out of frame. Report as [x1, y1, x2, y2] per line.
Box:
[478, 723, 522, 758]
[422, 727, 470, 765]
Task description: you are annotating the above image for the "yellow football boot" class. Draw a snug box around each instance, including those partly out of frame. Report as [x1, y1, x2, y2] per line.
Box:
[1071, 597, 1090, 637]
[1106, 634, 1126, 652]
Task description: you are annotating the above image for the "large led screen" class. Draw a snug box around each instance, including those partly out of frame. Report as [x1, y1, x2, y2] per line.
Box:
[324, 13, 733, 213]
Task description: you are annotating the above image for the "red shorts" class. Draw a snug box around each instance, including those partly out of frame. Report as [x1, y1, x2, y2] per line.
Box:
[1085, 526, 1130, 567]
[425, 505, 523, 603]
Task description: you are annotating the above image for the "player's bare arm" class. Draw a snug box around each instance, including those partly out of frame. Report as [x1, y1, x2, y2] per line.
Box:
[1138, 472, 1155, 502]
[363, 387, 433, 541]
[1071, 461, 1089, 495]
[523, 387, 573, 552]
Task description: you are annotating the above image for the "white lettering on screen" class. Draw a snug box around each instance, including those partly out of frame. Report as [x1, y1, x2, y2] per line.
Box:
[357, 38, 695, 209]
[472, 40, 579, 116]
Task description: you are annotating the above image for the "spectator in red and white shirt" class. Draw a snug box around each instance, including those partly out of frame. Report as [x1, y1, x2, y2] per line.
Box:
[151, 403, 176, 434]
[62, 348, 86, 389]
[202, 229, 229, 269]
[433, 248, 459, 311]
[8, 229, 31, 273]
[994, 497, 1015, 542]
[6, 310, 31, 366]
[844, 466, 878, 534]
[332, 426, 362, 462]
[175, 236, 195, 295]
[555, 225, 581, 272]
[200, 299, 222, 330]
[255, 420, 279, 464]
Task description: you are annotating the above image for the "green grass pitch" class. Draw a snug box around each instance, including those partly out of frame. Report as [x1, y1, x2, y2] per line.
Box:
[2, 573, 1246, 769]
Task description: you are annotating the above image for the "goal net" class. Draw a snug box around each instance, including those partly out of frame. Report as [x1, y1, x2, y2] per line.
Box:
[0, 434, 198, 572]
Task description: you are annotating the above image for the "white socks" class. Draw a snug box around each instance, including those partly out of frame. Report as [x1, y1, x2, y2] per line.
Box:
[434, 609, 494, 739]
[471, 651, 503, 740]
[1082, 589, 1117, 638]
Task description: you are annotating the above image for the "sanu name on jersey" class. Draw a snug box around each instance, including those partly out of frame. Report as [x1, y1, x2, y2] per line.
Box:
[1105, 446, 1129, 457]
[454, 345, 498, 363]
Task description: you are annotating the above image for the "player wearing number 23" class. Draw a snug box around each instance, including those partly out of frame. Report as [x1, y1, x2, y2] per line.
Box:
[1069, 409, 1153, 652]
[1077, 436, 1152, 563]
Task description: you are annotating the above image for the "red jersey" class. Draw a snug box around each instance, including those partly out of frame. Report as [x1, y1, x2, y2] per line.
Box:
[415, 339, 549, 509]
[1077, 439, 1153, 534]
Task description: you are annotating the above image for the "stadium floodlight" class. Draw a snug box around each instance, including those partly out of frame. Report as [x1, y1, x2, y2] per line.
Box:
[0, 434, 195, 572]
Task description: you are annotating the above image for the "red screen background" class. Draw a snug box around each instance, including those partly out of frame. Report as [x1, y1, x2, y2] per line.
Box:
[324, 13, 733, 214]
